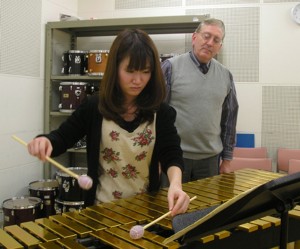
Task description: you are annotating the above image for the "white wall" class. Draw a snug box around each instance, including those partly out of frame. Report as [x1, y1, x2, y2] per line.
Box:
[0, 0, 78, 227]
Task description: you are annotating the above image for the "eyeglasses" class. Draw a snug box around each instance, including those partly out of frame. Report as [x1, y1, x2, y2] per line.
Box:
[198, 32, 223, 45]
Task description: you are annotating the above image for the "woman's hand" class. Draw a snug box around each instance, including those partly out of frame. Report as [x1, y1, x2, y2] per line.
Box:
[27, 137, 52, 162]
[166, 166, 190, 216]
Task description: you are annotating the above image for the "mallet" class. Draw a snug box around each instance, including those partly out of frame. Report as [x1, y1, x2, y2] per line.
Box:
[129, 195, 197, 240]
[12, 135, 93, 190]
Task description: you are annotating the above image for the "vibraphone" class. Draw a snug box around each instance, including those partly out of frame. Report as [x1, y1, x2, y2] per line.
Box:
[1, 168, 300, 249]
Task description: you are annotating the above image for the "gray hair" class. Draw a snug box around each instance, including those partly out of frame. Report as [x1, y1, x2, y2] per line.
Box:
[195, 18, 225, 40]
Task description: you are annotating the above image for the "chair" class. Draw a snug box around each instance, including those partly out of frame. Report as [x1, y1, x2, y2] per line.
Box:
[229, 157, 272, 172]
[277, 148, 300, 173]
[233, 147, 268, 158]
[288, 159, 300, 174]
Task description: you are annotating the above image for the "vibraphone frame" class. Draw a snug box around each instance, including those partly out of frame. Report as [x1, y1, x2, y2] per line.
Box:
[1, 169, 300, 249]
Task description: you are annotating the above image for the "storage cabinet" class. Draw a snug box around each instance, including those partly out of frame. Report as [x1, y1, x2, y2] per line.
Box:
[44, 15, 208, 178]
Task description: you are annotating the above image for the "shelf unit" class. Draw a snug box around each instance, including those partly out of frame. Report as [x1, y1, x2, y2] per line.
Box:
[44, 14, 208, 178]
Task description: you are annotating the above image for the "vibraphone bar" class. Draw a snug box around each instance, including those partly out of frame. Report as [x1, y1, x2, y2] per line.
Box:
[1, 169, 300, 249]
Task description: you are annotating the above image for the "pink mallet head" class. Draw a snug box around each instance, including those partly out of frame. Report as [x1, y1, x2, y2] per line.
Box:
[78, 175, 93, 190]
[129, 225, 144, 240]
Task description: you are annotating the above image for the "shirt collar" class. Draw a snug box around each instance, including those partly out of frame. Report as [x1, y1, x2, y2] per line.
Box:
[189, 51, 210, 68]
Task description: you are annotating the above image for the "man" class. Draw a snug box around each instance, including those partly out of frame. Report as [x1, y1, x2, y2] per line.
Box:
[161, 18, 239, 183]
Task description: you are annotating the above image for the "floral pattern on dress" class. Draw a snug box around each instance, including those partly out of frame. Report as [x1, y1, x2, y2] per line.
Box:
[132, 128, 154, 147]
[135, 151, 147, 161]
[101, 148, 121, 163]
[109, 130, 120, 141]
[112, 190, 122, 199]
[122, 164, 139, 180]
[106, 168, 118, 178]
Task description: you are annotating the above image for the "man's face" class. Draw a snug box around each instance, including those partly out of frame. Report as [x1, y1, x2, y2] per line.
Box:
[192, 24, 223, 64]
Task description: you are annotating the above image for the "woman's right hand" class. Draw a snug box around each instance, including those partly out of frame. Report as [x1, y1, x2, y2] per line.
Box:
[27, 137, 53, 162]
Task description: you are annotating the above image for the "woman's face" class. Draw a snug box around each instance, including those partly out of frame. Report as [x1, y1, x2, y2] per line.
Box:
[118, 56, 151, 102]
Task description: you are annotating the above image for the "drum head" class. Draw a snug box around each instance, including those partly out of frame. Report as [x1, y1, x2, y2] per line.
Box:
[29, 179, 59, 191]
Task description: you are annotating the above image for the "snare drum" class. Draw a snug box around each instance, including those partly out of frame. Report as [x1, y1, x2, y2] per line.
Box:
[66, 50, 87, 75]
[56, 167, 87, 202]
[28, 179, 59, 217]
[58, 82, 87, 113]
[55, 199, 84, 214]
[87, 50, 109, 76]
[2, 196, 42, 227]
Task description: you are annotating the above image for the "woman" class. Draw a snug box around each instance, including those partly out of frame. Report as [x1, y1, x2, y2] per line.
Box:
[27, 29, 190, 216]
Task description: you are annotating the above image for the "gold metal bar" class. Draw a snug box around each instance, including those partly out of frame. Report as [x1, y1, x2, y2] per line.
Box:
[200, 234, 215, 243]
[4, 225, 40, 249]
[289, 209, 300, 219]
[20, 221, 59, 242]
[91, 229, 141, 249]
[49, 214, 91, 238]
[0, 229, 24, 249]
[236, 222, 258, 233]
[125, 196, 169, 213]
[106, 226, 164, 249]
[120, 223, 180, 249]
[117, 199, 169, 219]
[79, 209, 120, 227]
[214, 230, 231, 240]
[56, 238, 88, 248]
[250, 219, 272, 229]
[87, 205, 136, 225]
[101, 202, 149, 223]
[38, 241, 62, 249]
[62, 211, 106, 231]
[261, 216, 281, 226]
[35, 218, 77, 239]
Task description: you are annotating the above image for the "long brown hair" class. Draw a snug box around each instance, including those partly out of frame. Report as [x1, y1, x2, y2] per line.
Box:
[99, 29, 166, 124]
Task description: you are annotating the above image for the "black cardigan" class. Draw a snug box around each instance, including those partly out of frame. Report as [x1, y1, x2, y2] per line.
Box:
[44, 95, 184, 206]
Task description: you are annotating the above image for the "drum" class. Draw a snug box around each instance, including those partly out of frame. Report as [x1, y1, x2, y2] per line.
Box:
[28, 179, 59, 217]
[54, 199, 84, 214]
[56, 167, 87, 202]
[86, 50, 109, 76]
[58, 82, 87, 113]
[64, 50, 87, 75]
[2, 196, 42, 227]
[61, 51, 69, 74]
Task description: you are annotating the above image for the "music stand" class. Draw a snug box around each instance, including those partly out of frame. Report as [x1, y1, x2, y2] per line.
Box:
[164, 171, 300, 249]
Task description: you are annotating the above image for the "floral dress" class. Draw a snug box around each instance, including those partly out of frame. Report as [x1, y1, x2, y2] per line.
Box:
[95, 115, 156, 203]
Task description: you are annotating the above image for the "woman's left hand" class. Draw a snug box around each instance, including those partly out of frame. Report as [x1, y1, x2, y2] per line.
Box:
[167, 183, 190, 216]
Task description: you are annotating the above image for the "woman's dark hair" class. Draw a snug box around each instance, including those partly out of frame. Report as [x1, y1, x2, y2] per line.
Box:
[99, 29, 166, 124]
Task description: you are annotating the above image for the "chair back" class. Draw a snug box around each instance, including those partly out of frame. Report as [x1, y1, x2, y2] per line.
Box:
[288, 159, 300, 174]
[230, 157, 272, 172]
[277, 148, 300, 172]
[233, 147, 268, 158]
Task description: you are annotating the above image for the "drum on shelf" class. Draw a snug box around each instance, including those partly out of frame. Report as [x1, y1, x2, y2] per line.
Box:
[58, 82, 87, 113]
[86, 50, 109, 76]
[61, 51, 69, 74]
[54, 199, 85, 214]
[62, 50, 87, 75]
[2, 196, 42, 227]
[56, 167, 87, 202]
[28, 179, 59, 218]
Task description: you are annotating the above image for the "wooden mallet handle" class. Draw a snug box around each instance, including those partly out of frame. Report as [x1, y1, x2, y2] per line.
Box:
[12, 135, 79, 179]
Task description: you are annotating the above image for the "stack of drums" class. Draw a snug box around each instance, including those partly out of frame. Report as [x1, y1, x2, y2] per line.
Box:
[55, 167, 87, 214]
[28, 179, 59, 218]
[2, 196, 43, 227]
